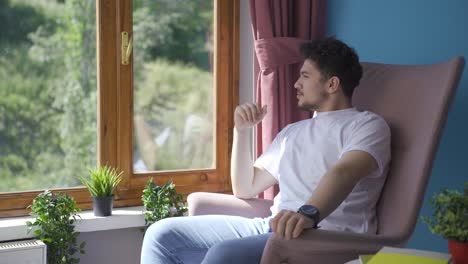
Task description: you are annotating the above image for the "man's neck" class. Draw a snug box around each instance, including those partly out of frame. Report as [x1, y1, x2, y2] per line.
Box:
[314, 99, 352, 113]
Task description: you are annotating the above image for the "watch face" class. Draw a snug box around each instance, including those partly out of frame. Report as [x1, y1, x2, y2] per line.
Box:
[301, 205, 318, 215]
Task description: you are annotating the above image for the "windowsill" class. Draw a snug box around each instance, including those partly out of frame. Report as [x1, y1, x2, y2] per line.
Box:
[0, 206, 146, 242]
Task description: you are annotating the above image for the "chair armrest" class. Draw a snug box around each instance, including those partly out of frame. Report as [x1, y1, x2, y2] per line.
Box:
[261, 229, 403, 264]
[187, 192, 273, 218]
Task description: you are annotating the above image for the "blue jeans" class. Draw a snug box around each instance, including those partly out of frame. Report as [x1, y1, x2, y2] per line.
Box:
[140, 215, 272, 264]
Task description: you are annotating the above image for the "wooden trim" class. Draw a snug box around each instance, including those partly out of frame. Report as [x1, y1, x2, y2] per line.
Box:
[0, 0, 239, 218]
[116, 0, 133, 190]
[98, 0, 118, 168]
[214, 0, 239, 193]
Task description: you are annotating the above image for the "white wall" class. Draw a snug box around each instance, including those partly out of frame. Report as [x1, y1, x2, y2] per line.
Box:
[78, 228, 144, 264]
[76, 3, 254, 263]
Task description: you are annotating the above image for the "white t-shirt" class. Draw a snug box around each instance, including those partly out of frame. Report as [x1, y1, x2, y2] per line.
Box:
[254, 107, 391, 234]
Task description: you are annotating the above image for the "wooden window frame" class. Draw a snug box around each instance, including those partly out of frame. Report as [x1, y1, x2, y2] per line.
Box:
[0, 0, 239, 218]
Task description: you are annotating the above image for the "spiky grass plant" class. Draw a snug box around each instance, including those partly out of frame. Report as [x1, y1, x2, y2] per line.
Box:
[80, 165, 122, 197]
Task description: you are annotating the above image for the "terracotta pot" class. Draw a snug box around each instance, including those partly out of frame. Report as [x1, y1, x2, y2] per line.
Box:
[449, 240, 468, 264]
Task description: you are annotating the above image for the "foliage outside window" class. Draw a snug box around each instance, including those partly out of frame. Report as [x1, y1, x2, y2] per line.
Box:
[0, 0, 97, 192]
[132, 0, 215, 172]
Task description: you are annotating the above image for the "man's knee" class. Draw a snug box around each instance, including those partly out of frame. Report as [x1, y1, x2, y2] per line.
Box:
[204, 240, 243, 262]
[144, 217, 180, 243]
[202, 239, 264, 264]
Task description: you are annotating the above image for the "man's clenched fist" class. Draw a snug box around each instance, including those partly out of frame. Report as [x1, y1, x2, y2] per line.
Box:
[234, 103, 267, 131]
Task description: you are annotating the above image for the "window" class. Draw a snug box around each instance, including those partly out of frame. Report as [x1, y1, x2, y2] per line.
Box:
[0, 0, 238, 217]
[132, 0, 215, 172]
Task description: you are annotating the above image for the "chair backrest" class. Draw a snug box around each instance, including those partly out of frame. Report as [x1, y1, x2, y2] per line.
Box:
[352, 57, 465, 243]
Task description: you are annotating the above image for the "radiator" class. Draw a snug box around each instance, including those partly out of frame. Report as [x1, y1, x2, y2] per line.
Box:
[0, 239, 46, 264]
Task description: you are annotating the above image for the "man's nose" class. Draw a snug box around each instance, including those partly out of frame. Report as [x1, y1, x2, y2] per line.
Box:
[294, 80, 300, 89]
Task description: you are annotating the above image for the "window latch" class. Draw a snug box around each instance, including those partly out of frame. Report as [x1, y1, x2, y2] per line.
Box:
[121, 31, 133, 65]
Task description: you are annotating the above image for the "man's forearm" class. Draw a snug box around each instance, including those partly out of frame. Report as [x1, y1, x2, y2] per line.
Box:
[230, 128, 255, 198]
[306, 151, 377, 223]
[305, 166, 358, 222]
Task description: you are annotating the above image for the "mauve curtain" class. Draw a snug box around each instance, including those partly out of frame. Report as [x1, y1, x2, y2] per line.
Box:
[249, 0, 326, 199]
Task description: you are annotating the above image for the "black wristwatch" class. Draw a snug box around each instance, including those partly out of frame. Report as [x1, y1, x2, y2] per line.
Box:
[297, 205, 320, 229]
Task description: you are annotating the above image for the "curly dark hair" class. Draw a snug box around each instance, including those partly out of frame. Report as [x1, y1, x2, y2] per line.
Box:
[299, 37, 363, 98]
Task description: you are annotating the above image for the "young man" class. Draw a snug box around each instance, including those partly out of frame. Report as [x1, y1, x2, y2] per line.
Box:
[140, 37, 391, 264]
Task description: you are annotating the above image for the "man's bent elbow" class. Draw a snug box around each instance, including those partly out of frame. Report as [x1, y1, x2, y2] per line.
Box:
[232, 189, 255, 199]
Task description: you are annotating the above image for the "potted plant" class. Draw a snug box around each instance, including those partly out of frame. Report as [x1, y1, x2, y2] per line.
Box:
[27, 190, 85, 264]
[421, 183, 468, 264]
[141, 177, 188, 230]
[80, 165, 122, 216]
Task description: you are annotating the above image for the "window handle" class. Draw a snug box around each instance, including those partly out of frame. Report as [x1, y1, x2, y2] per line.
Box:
[121, 31, 133, 65]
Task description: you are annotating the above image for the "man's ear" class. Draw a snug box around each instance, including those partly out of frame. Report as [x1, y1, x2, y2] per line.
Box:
[327, 76, 341, 94]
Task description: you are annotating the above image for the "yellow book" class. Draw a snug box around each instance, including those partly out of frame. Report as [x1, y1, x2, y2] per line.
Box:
[367, 247, 451, 264]
[359, 254, 374, 264]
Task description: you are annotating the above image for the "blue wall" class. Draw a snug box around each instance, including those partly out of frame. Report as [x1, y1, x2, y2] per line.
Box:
[326, 0, 468, 253]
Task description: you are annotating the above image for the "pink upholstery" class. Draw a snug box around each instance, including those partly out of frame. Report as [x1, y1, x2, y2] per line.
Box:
[188, 57, 465, 264]
[188, 192, 273, 219]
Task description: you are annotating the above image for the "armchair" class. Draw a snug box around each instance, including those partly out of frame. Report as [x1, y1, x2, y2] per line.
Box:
[188, 57, 465, 264]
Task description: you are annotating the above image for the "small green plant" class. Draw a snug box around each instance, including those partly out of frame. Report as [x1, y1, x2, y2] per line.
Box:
[421, 183, 468, 242]
[80, 165, 122, 197]
[26, 190, 85, 264]
[141, 178, 188, 229]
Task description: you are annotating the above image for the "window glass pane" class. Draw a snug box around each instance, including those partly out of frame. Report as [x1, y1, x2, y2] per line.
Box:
[133, 0, 214, 172]
[0, 0, 97, 192]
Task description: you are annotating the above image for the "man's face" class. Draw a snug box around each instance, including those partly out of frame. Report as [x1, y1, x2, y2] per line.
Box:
[294, 60, 329, 111]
